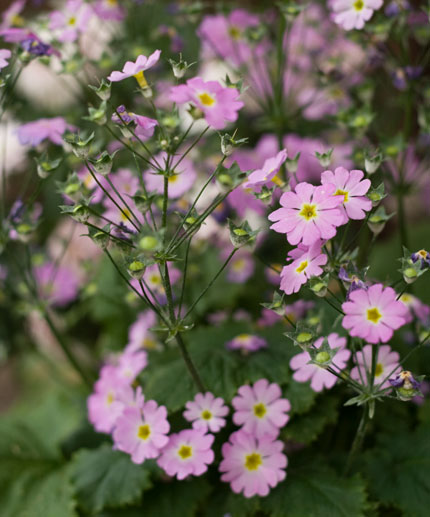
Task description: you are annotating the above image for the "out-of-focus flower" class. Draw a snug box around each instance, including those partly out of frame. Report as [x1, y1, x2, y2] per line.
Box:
[114, 350, 148, 383]
[351, 344, 400, 389]
[243, 149, 287, 192]
[169, 77, 244, 130]
[411, 249, 430, 268]
[226, 251, 255, 283]
[331, 0, 383, 31]
[342, 284, 408, 343]
[34, 262, 79, 307]
[157, 429, 215, 480]
[226, 334, 267, 354]
[107, 49, 161, 85]
[17, 117, 75, 146]
[112, 105, 158, 141]
[0, 49, 11, 70]
[399, 293, 430, 326]
[183, 392, 229, 433]
[321, 167, 372, 224]
[93, 0, 126, 21]
[269, 182, 344, 246]
[219, 430, 287, 498]
[232, 379, 290, 439]
[279, 240, 327, 295]
[113, 396, 170, 463]
[290, 333, 351, 392]
[49, 0, 92, 43]
[0, 0, 25, 31]
[126, 311, 158, 352]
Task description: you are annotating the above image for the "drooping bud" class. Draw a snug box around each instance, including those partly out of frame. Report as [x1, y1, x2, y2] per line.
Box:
[315, 149, 333, 168]
[367, 206, 393, 235]
[364, 149, 384, 175]
[89, 78, 112, 101]
[88, 150, 118, 176]
[228, 219, 259, 248]
[64, 132, 95, 159]
[35, 153, 62, 179]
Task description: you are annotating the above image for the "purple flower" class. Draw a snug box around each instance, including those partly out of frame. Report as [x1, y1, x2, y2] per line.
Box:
[21, 38, 52, 56]
[93, 0, 126, 21]
[17, 117, 75, 146]
[34, 262, 79, 307]
[389, 370, 421, 390]
[411, 249, 430, 268]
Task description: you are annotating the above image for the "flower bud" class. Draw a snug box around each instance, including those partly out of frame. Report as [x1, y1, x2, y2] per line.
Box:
[367, 183, 386, 207]
[127, 259, 147, 279]
[285, 152, 300, 174]
[367, 206, 393, 235]
[64, 132, 95, 159]
[315, 149, 333, 168]
[89, 79, 111, 101]
[364, 150, 384, 175]
[88, 150, 117, 176]
[35, 154, 62, 179]
[228, 219, 258, 248]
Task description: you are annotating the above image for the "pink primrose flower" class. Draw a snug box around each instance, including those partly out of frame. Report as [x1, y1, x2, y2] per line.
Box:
[49, 0, 92, 42]
[244, 149, 288, 192]
[183, 392, 229, 433]
[34, 262, 79, 307]
[331, 0, 383, 31]
[226, 334, 268, 354]
[351, 344, 400, 389]
[107, 49, 161, 83]
[0, 49, 11, 70]
[18, 117, 74, 146]
[126, 311, 158, 353]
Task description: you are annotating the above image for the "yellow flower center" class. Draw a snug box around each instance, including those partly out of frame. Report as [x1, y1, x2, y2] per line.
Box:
[237, 333, 251, 342]
[367, 307, 382, 324]
[399, 294, 412, 304]
[142, 337, 157, 349]
[107, 0, 118, 6]
[228, 25, 241, 40]
[245, 452, 262, 471]
[149, 274, 161, 285]
[375, 363, 383, 377]
[354, 0, 364, 11]
[178, 445, 193, 460]
[137, 424, 151, 440]
[334, 188, 349, 203]
[295, 260, 308, 274]
[68, 16, 77, 26]
[134, 71, 148, 88]
[120, 208, 131, 222]
[232, 258, 245, 272]
[168, 175, 179, 184]
[11, 14, 25, 27]
[201, 410, 212, 420]
[271, 174, 284, 187]
[253, 403, 267, 418]
[417, 249, 428, 258]
[106, 392, 114, 406]
[198, 92, 215, 107]
[299, 203, 317, 221]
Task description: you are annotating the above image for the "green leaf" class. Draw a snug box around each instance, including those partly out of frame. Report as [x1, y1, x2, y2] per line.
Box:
[284, 379, 317, 416]
[71, 444, 153, 513]
[363, 423, 430, 517]
[283, 395, 338, 444]
[265, 464, 367, 517]
[205, 487, 261, 517]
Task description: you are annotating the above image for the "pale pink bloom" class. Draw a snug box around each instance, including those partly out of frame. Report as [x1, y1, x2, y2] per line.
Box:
[268, 182, 344, 246]
[289, 333, 351, 392]
[157, 429, 215, 480]
[321, 167, 371, 223]
[331, 0, 383, 31]
[226, 252, 255, 283]
[219, 430, 287, 498]
[87, 365, 133, 433]
[342, 284, 408, 344]
[183, 392, 229, 433]
[113, 397, 170, 463]
[226, 334, 268, 354]
[18, 117, 75, 146]
[399, 294, 430, 326]
[0, 0, 25, 31]
[169, 77, 244, 130]
[232, 379, 290, 439]
[34, 262, 79, 307]
[244, 149, 287, 192]
[0, 49, 11, 70]
[351, 344, 400, 389]
[130, 264, 181, 305]
[49, 0, 92, 42]
[126, 311, 158, 353]
[93, 0, 125, 21]
[279, 240, 327, 295]
[143, 152, 197, 198]
[111, 105, 158, 141]
[115, 350, 148, 383]
[107, 50, 161, 82]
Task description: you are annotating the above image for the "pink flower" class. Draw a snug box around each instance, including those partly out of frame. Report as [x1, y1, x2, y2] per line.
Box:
[157, 429, 215, 480]
[126, 311, 158, 353]
[279, 240, 327, 295]
[0, 1, 25, 31]
[115, 350, 148, 383]
[18, 117, 74, 146]
[289, 333, 351, 392]
[113, 397, 170, 463]
[232, 379, 290, 439]
[331, 0, 383, 31]
[268, 182, 344, 246]
[226, 251, 255, 283]
[143, 152, 197, 199]
[87, 365, 133, 433]
[183, 392, 229, 433]
[169, 77, 244, 130]
[219, 430, 287, 498]
[342, 284, 408, 344]
[321, 167, 371, 223]
[226, 334, 268, 354]
[107, 50, 161, 83]
[351, 344, 400, 389]
[244, 149, 287, 192]
[49, 0, 92, 43]
[112, 105, 158, 141]
[34, 262, 79, 307]
[93, 0, 125, 21]
[130, 263, 181, 305]
[0, 49, 11, 70]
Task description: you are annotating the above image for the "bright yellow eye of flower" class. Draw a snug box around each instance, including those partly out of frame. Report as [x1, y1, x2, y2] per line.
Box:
[334, 188, 349, 203]
[367, 307, 382, 324]
[228, 25, 241, 40]
[137, 424, 151, 440]
[198, 92, 215, 106]
[253, 403, 267, 418]
[296, 260, 308, 274]
[375, 363, 383, 377]
[178, 445, 193, 459]
[68, 16, 77, 26]
[168, 175, 179, 184]
[354, 0, 364, 10]
[245, 453, 262, 471]
[106, 392, 114, 406]
[201, 410, 212, 420]
[134, 71, 148, 88]
[299, 204, 317, 221]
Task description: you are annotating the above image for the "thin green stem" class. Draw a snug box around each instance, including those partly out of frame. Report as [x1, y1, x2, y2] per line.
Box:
[344, 406, 369, 476]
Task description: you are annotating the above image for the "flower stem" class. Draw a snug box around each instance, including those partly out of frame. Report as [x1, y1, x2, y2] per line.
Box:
[344, 406, 369, 476]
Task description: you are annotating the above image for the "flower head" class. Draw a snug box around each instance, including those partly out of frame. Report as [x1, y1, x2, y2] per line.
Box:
[0, 49, 11, 70]
[126, 311, 158, 353]
[331, 0, 383, 31]
[321, 167, 371, 223]
[157, 429, 215, 480]
[232, 379, 290, 439]
[244, 149, 287, 192]
[268, 182, 344, 246]
[290, 333, 351, 392]
[411, 249, 430, 268]
[183, 392, 229, 433]
[342, 284, 408, 343]
[219, 430, 287, 498]
[113, 397, 170, 463]
[107, 50, 161, 84]
[18, 117, 74, 146]
[169, 77, 244, 130]
[351, 344, 400, 389]
[34, 262, 79, 307]
[112, 105, 158, 141]
[49, 0, 92, 43]
[226, 334, 267, 354]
